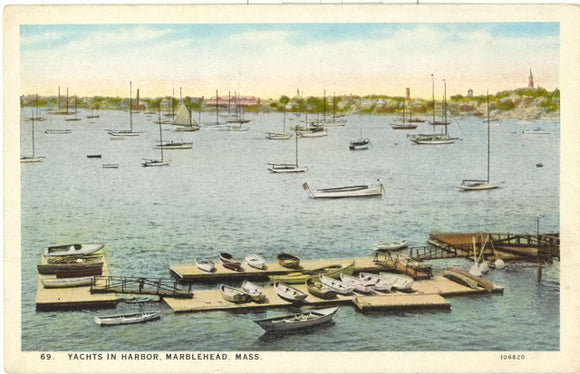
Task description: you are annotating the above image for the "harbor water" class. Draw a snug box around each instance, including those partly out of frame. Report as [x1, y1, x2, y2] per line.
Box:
[19, 109, 560, 351]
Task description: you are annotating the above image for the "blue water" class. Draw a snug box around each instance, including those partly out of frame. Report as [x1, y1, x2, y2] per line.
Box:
[20, 109, 559, 351]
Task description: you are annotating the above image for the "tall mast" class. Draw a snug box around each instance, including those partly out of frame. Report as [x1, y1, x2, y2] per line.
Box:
[66, 87, 69, 113]
[31, 110, 35, 157]
[486, 91, 491, 183]
[431, 74, 435, 125]
[129, 81, 133, 132]
[159, 117, 164, 161]
[215, 90, 219, 124]
[442, 78, 447, 135]
[323, 90, 327, 123]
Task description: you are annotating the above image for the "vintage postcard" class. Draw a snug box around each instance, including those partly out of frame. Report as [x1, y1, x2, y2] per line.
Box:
[3, 2, 579, 373]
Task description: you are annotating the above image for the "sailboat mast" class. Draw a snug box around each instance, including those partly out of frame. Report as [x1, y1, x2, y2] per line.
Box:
[431, 74, 435, 125]
[31, 110, 35, 158]
[295, 125, 299, 167]
[443, 78, 448, 136]
[66, 87, 69, 113]
[215, 90, 219, 124]
[323, 90, 326, 123]
[158, 118, 164, 161]
[486, 91, 491, 183]
[129, 81, 133, 132]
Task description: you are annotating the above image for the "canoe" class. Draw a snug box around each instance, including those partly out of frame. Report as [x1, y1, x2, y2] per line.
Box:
[245, 254, 267, 270]
[375, 240, 408, 251]
[55, 267, 103, 278]
[240, 280, 267, 303]
[195, 258, 215, 273]
[340, 273, 373, 294]
[95, 311, 160, 326]
[378, 272, 415, 291]
[277, 253, 301, 269]
[306, 278, 337, 299]
[319, 275, 354, 295]
[444, 267, 495, 292]
[41, 276, 93, 289]
[443, 270, 478, 289]
[254, 307, 339, 332]
[37, 261, 103, 275]
[43, 243, 104, 257]
[359, 272, 394, 292]
[268, 261, 355, 284]
[219, 252, 243, 272]
[274, 282, 308, 303]
[220, 284, 250, 303]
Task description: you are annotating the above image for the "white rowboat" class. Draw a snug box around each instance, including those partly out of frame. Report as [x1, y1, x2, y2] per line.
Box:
[95, 311, 160, 326]
[44, 243, 104, 257]
[254, 307, 338, 332]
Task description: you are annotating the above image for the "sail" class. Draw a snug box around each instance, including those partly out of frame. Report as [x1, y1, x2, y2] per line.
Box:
[172, 101, 198, 127]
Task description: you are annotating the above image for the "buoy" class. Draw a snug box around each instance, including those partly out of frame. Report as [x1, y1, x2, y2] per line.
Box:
[494, 258, 505, 269]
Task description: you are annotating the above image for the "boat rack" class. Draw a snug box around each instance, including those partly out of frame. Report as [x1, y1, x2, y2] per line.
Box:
[91, 276, 193, 299]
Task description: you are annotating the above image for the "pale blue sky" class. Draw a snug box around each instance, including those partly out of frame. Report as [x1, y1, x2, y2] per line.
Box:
[20, 22, 559, 99]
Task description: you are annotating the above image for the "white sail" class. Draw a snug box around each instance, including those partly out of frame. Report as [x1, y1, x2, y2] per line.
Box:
[172, 101, 199, 127]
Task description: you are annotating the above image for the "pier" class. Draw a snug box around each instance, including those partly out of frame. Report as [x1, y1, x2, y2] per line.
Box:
[90, 276, 193, 298]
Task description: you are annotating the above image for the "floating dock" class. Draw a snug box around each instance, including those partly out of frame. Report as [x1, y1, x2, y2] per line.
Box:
[35, 255, 118, 311]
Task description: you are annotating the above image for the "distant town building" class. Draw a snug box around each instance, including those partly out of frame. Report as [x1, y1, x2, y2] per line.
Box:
[406, 88, 411, 101]
[205, 96, 259, 108]
[467, 89, 473, 98]
[528, 69, 534, 88]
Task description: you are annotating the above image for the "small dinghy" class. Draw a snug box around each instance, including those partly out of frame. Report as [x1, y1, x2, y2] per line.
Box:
[195, 258, 215, 273]
[306, 278, 337, 299]
[219, 252, 243, 272]
[95, 311, 160, 326]
[379, 272, 415, 291]
[220, 284, 250, 303]
[245, 254, 267, 270]
[254, 307, 339, 332]
[359, 272, 394, 292]
[375, 240, 408, 251]
[274, 282, 308, 303]
[44, 243, 104, 257]
[319, 275, 354, 295]
[277, 253, 301, 269]
[240, 280, 267, 303]
[340, 273, 373, 294]
[41, 276, 93, 289]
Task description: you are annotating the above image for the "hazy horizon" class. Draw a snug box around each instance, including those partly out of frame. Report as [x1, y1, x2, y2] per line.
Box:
[20, 22, 559, 100]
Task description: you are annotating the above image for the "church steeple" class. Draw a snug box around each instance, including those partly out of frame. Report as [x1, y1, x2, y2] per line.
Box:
[528, 68, 534, 88]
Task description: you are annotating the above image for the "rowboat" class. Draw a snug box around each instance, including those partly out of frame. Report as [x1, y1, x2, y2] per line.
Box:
[55, 268, 103, 278]
[378, 272, 415, 291]
[349, 138, 370, 150]
[240, 280, 267, 303]
[277, 253, 301, 269]
[245, 254, 267, 270]
[220, 284, 250, 303]
[306, 278, 337, 299]
[254, 307, 339, 332]
[359, 272, 394, 292]
[195, 258, 215, 273]
[340, 273, 373, 294]
[319, 275, 354, 295]
[41, 276, 93, 288]
[219, 252, 243, 272]
[37, 260, 103, 275]
[443, 267, 494, 292]
[274, 282, 308, 303]
[268, 261, 355, 284]
[375, 240, 408, 251]
[94, 311, 160, 326]
[43, 243, 104, 257]
[304, 181, 384, 198]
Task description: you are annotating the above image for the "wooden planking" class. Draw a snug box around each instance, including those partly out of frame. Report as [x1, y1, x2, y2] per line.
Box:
[353, 293, 450, 312]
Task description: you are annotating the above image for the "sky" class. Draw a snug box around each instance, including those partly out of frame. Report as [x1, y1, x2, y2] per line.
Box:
[19, 22, 559, 100]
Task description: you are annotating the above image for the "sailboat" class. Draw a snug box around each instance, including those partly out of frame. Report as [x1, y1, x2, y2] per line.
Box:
[268, 129, 307, 173]
[459, 92, 500, 191]
[87, 106, 100, 119]
[108, 82, 143, 137]
[324, 92, 346, 126]
[65, 96, 81, 121]
[20, 113, 45, 163]
[391, 98, 417, 130]
[28, 94, 46, 121]
[266, 111, 292, 140]
[142, 114, 169, 167]
[154, 110, 193, 149]
[173, 88, 200, 132]
[408, 76, 458, 145]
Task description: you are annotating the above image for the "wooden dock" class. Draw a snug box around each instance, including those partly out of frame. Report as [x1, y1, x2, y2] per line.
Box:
[35, 255, 118, 311]
[163, 276, 502, 314]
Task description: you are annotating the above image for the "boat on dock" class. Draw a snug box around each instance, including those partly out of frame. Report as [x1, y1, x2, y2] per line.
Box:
[245, 254, 267, 270]
[94, 311, 160, 326]
[306, 278, 337, 299]
[359, 272, 394, 292]
[303, 181, 384, 198]
[319, 275, 355, 295]
[254, 307, 338, 332]
[220, 284, 250, 303]
[340, 273, 373, 294]
[379, 272, 415, 291]
[240, 280, 267, 303]
[268, 262, 355, 284]
[277, 253, 301, 269]
[274, 282, 308, 303]
[220, 252, 243, 272]
[37, 261, 103, 275]
[195, 258, 215, 273]
[43, 243, 104, 258]
[443, 267, 494, 292]
[41, 276, 93, 288]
